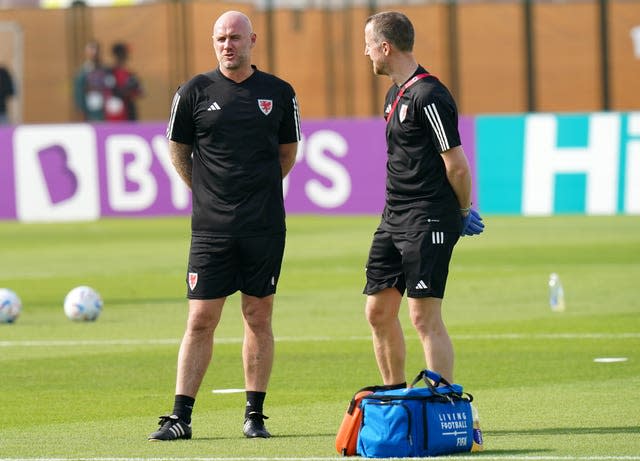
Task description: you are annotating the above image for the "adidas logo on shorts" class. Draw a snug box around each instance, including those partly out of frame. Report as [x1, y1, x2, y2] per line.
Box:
[415, 280, 428, 290]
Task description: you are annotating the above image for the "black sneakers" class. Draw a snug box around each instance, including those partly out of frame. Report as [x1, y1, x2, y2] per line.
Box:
[148, 412, 271, 440]
[243, 412, 271, 438]
[148, 415, 192, 441]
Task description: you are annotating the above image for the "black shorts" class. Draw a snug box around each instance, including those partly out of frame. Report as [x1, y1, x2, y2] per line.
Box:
[186, 232, 285, 299]
[363, 229, 459, 298]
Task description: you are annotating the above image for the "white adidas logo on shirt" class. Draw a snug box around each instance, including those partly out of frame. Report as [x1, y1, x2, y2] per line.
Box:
[207, 102, 221, 111]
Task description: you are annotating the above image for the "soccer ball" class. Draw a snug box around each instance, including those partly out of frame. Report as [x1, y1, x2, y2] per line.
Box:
[0, 288, 22, 324]
[63, 286, 103, 321]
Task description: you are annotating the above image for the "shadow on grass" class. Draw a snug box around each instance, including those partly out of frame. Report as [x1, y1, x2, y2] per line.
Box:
[188, 426, 640, 444]
[192, 432, 337, 441]
[489, 426, 639, 436]
[479, 449, 552, 455]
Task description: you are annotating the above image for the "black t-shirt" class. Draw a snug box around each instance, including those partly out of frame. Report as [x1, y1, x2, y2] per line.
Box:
[380, 65, 462, 233]
[167, 66, 301, 237]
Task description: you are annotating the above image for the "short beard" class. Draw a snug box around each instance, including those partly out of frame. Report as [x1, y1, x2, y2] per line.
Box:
[222, 61, 240, 70]
[373, 62, 388, 76]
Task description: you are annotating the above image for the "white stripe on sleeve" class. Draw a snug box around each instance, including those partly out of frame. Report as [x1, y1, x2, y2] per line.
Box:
[166, 92, 181, 139]
[292, 96, 301, 141]
[424, 103, 450, 151]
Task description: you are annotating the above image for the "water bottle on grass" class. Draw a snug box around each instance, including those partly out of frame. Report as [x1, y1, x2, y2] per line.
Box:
[471, 403, 483, 452]
[548, 273, 566, 312]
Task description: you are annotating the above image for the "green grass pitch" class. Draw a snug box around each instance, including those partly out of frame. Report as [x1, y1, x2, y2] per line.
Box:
[1, 215, 639, 459]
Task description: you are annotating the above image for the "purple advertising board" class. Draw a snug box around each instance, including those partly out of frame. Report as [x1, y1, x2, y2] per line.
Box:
[0, 126, 16, 220]
[0, 118, 476, 222]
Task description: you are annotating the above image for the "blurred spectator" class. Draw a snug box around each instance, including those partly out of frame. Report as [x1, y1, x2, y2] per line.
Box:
[0, 65, 15, 125]
[73, 40, 109, 121]
[104, 42, 143, 121]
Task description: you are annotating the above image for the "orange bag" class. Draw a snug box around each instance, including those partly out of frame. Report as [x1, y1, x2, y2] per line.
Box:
[335, 386, 382, 456]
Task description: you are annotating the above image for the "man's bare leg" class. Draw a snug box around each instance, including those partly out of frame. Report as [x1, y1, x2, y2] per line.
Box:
[365, 288, 406, 385]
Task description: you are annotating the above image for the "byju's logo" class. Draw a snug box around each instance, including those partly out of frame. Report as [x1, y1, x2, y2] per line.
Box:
[37, 144, 78, 204]
[14, 125, 100, 222]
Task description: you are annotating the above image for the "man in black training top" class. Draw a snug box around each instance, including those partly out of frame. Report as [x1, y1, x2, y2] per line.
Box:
[362, 11, 484, 389]
[149, 10, 300, 441]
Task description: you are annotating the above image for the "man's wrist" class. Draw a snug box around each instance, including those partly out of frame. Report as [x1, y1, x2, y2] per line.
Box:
[460, 204, 472, 216]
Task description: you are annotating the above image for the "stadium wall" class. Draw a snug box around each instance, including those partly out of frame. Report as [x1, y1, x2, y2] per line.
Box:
[0, 0, 639, 123]
[1, 111, 638, 222]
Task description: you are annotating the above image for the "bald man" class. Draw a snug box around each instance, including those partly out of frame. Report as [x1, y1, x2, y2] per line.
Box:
[149, 10, 301, 441]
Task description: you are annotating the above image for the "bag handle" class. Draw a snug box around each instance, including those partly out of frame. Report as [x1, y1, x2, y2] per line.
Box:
[410, 369, 452, 389]
[410, 369, 474, 403]
[405, 370, 453, 404]
[347, 385, 386, 414]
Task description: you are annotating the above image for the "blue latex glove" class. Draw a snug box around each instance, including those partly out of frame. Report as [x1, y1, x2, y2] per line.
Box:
[461, 209, 484, 236]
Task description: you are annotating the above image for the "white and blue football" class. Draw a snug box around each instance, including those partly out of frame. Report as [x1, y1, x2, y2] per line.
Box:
[63, 286, 103, 321]
[0, 288, 22, 324]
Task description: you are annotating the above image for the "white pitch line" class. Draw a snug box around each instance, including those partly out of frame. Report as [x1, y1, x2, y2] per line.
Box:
[0, 332, 639, 348]
[2, 456, 640, 461]
[453, 332, 640, 340]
